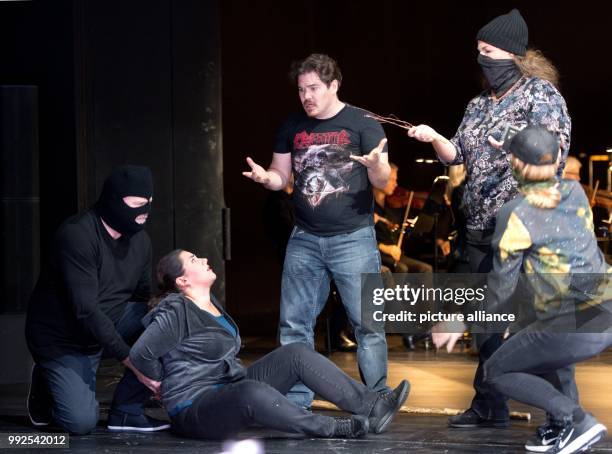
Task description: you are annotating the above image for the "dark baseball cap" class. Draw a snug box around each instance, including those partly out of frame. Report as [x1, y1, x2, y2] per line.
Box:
[509, 125, 560, 165]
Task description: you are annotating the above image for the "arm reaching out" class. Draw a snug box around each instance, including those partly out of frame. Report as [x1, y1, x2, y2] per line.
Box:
[242, 153, 292, 191]
[408, 124, 457, 163]
[431, 321, 467, 353]
[57, 226, 130, 361]
[350, 138, 391, 189]
[122, 356, 161, 397]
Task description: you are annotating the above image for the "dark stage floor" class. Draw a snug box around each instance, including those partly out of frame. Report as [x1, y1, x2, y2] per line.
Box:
[1, 335, 611, 453]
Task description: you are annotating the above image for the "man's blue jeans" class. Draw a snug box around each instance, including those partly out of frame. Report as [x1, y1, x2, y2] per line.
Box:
[35, 302, 149, 434]
[279, 225, 389, 408]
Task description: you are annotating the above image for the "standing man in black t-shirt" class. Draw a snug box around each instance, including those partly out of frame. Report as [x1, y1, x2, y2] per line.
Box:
[243, 54, 392, 408]
[25, 165, 169, 434]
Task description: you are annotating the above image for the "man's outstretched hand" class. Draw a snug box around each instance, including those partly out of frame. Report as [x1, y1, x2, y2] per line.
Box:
[350, 138, 387, 168]
[242, 157, 270, 185]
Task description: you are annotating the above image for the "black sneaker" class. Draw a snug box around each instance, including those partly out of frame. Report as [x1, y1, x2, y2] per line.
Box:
[552, 413, 607, 454]
[107, 412, 170, 432]
[525, 423, 562, 452]
[368, 379, 410, 434]
[332, 415, 369, 439]
[448, 408, 509, 428]
[27, 364, 52, 427]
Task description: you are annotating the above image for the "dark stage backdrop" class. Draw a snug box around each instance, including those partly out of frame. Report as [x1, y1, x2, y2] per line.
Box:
[1, 0, 227, 381]
[1, 0, 610, 339]
[74, 0, 226, 301]
[1, 0, 226, 309]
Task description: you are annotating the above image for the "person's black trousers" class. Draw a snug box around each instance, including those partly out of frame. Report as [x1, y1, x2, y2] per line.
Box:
[172, 343, 380, 439]
[465, 228, 509, 420]
[465, 229, 580, 422]
[484, 326, 612, 422]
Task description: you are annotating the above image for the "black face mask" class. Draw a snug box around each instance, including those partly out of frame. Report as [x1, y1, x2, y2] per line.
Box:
[95, 165, 153, 236]
[477, 54, 521, 97]
[98, 195, 152, 236]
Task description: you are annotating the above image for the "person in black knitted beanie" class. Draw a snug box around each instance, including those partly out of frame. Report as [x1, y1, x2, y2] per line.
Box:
[407, 8, 572, 434]
[477, 8, 528, 57]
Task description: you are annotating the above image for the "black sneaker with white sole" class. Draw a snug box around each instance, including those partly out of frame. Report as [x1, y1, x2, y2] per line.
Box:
[107, 412, 171, 432]
[525, 423, 562, 452]
[27, 364, 53, 427]
[552, 413, 607, 454]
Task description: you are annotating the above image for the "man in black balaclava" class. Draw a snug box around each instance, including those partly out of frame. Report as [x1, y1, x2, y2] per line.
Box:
[25, 165, 170, 435]
[96, 165, 154, 235]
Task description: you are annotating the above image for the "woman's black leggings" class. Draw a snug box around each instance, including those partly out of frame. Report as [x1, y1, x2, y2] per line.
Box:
[172, 342, 380, 439]
[484, 327, 612, 422]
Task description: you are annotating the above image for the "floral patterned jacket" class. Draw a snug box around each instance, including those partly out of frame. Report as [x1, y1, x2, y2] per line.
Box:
[448, 76, 571, 231]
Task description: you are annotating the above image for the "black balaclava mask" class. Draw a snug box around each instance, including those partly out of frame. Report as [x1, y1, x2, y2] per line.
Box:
[477, 54, 522, 97]
[95, 165, 153, 236]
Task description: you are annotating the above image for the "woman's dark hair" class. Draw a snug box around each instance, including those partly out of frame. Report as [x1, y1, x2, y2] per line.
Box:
[289, 53, 342, 88]
[148, 249, 185, 310]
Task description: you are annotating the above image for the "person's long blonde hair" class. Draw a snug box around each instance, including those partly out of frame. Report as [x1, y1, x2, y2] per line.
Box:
[512, 156, 561, 208]
[515, 49, 560, 88]
[445, 164, 466, 203]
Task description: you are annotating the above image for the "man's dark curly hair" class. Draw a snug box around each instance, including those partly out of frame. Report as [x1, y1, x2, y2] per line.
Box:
[289, 53, 342, 88]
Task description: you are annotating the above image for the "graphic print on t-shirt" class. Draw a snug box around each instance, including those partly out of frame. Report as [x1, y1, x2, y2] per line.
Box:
[292, 130, 354, 208]
[274, 105, 385, 235]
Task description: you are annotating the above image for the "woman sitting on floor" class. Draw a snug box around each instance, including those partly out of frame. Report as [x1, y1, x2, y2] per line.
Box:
[129, 249, 409, 440]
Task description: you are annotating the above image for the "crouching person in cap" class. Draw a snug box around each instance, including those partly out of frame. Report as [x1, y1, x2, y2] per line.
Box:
[25, 165, 170, 434]
[434, 126, 612, 454]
